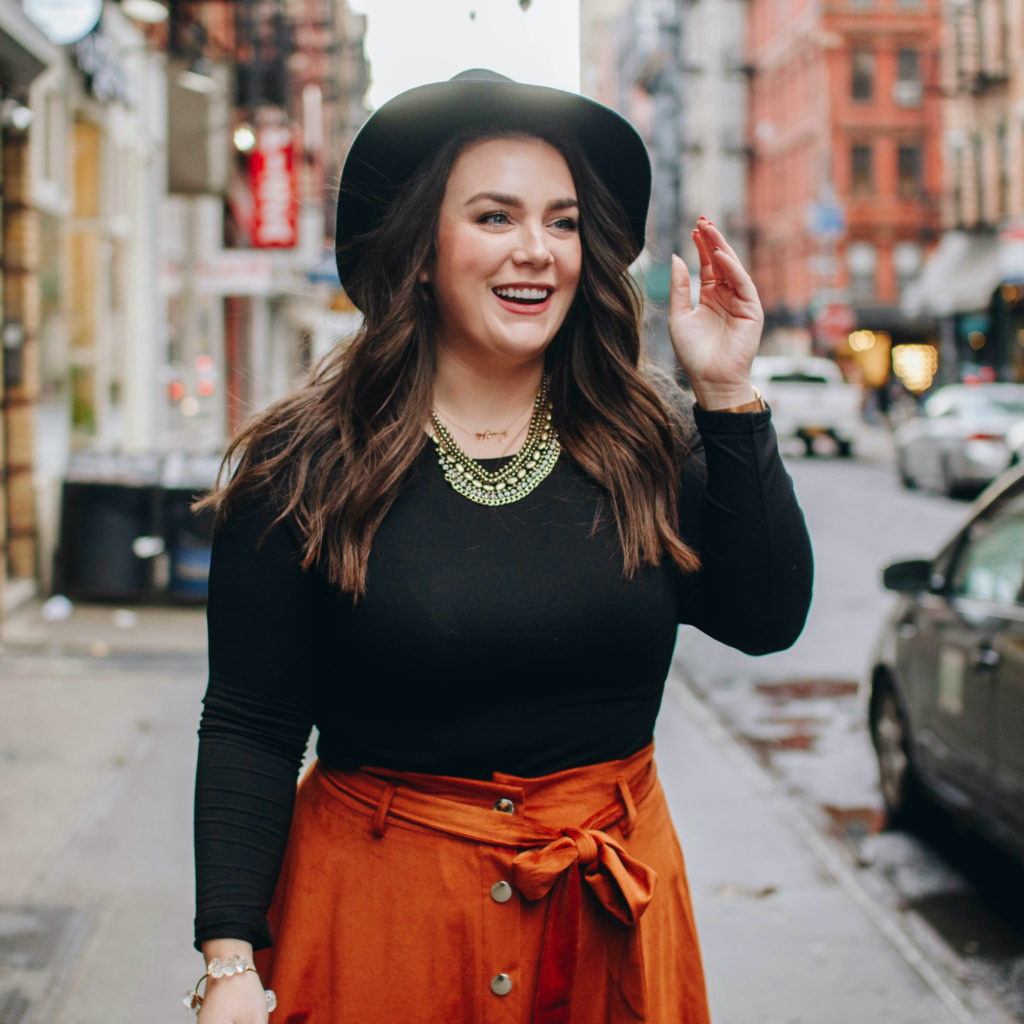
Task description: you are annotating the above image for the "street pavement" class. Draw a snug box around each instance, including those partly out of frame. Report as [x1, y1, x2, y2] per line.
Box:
[0, 592, 1013, 1023]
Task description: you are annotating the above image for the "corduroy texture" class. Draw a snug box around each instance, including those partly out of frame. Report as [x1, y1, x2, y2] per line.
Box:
[254, 745, 711, 1023]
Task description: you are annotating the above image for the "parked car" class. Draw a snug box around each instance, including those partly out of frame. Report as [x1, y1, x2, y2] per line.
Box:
[894, 382, 1024, 497]
[750, 355, 861, 457]
[868, 465, 1024, 864]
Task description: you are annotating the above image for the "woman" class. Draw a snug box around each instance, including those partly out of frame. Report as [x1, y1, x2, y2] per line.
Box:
[188, 70, 812, 1023]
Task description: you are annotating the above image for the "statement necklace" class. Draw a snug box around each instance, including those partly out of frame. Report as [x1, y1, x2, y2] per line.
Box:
[429, 375, 560, 507]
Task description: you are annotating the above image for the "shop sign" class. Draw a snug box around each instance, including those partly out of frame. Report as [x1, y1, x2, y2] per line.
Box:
[24, 0, 101, 45]
[815, 303, 857, 339]
[250, 127, 298, 249]
[196, 251, 276, 296]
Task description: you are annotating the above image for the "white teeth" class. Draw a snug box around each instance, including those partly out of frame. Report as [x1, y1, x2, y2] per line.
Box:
[494, 287, 550, 301]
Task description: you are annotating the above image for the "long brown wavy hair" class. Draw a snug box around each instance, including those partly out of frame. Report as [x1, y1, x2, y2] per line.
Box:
[200, 122, 700, 598]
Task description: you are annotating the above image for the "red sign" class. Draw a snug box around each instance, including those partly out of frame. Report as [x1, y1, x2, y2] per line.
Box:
[250, 127, 298, 248]
[815, 303, 857, 339]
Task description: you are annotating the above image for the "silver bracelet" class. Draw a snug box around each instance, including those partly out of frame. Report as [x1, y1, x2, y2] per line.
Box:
[183, 955, 277, 1016]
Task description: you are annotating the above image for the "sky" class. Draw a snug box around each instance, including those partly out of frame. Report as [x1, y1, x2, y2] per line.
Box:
[349, 0, 581, 107]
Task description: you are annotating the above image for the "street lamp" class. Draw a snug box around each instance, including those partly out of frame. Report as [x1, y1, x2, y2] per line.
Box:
[233, 123, 257, 153]
[121, 0, 169, 22]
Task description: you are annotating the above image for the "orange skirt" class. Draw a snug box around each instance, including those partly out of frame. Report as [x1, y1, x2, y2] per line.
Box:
[254, 744, 710, 1024]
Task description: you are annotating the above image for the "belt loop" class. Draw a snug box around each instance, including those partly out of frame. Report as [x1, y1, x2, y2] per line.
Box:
[616, 777, 637, 837]
[372, 783, 398, 837]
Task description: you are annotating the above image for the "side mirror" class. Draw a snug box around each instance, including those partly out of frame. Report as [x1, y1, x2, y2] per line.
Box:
[882, 558, 933, 592]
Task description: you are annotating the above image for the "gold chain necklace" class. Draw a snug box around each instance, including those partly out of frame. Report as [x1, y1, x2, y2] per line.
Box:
[432, 401, 533, 443]
[429, 375, 560, 506]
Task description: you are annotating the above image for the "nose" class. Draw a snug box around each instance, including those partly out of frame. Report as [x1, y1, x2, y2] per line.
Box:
[512, 222, 553, 267]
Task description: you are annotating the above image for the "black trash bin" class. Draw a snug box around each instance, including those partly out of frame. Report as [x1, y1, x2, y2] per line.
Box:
[57, 479, 160, 601]
[163, 488, 216, 600]
[160, 452, 221, 602]
[55, 452, 220, 603]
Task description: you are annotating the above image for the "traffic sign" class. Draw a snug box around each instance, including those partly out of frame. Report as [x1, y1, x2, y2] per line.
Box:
[815, 303, 857, 337]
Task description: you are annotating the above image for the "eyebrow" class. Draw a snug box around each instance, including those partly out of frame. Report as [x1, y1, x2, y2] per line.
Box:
[463, 191, 579, 212]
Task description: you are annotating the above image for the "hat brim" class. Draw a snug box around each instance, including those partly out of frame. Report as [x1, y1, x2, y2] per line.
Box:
[335, 76, 651, 299]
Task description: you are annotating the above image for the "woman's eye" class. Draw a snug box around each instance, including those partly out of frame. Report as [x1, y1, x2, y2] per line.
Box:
[479, 211, 511, 226]
[551, 217, 578, 232]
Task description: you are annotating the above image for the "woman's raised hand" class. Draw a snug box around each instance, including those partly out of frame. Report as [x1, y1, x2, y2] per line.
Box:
[667, 218, 765, 410]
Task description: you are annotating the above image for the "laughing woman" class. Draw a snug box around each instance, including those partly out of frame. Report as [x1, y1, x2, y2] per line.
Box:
[188, 70, 812, 1024]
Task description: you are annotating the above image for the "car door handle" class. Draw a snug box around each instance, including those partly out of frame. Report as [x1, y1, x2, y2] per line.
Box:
[972, 646, 1000, 669]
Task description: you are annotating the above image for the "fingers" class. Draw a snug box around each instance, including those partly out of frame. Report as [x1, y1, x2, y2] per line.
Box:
[669, 253, 692, 318]
[691, 225, 715, 283]
[709, 247, 760, 307]
[696, 217, 741, 265]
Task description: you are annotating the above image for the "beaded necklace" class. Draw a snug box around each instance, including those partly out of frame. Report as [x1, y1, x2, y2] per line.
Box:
[429, 375, 560, 507]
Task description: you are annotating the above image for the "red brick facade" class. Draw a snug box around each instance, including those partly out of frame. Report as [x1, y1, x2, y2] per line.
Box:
[747, 0, 944, 349]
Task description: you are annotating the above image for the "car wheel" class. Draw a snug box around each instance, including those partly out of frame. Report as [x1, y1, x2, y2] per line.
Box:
[897, 453, 916, 489]
[870, 683, 924, 826]
[939, 455, 959, 498]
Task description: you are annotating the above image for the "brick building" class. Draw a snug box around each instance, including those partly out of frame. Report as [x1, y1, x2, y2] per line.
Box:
[746, 0, 943, 360]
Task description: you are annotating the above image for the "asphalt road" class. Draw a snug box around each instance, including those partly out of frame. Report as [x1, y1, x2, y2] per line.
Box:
[672, 436, 1024, 1022]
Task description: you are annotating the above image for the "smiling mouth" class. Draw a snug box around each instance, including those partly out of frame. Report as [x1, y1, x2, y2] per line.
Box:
[493, 286, 553, 305]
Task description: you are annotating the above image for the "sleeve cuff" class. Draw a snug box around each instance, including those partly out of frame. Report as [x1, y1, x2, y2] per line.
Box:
[692, 402, 772, 435]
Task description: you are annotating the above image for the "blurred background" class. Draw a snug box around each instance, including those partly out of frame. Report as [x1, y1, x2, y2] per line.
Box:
[2, 2, 1024, 1022]
[0, 0, 1020, 612]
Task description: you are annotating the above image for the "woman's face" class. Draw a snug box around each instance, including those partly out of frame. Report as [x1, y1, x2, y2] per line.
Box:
[428, 136, 582, 370]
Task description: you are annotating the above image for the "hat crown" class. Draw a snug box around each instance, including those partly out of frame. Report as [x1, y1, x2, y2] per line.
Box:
[449, 68, 513, 84]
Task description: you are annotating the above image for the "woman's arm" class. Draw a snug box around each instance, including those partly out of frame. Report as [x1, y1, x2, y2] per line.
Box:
[677, 405, 813, 653]
[666, 218, 813, 652]
[193, 484, 323, 952]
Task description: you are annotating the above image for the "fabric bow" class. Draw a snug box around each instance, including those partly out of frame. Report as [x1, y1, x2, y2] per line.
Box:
[511, 826, 657, 924]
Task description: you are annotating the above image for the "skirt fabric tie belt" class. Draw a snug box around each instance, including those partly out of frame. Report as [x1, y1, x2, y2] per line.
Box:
[254, 744, 710, 1024]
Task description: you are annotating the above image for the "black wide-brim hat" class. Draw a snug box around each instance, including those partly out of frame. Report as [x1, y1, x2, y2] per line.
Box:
[334, 69, 651, 304]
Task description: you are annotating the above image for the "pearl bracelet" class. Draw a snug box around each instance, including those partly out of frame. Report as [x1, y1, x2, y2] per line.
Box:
[183, 955, 277, 1016]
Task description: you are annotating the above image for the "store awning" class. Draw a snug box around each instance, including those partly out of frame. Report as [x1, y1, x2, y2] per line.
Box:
[902, 231, 1002, 318]
[0, 7, 57, 89]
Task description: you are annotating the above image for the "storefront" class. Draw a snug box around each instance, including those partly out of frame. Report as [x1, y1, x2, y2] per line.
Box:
[0, 3, 56, 620]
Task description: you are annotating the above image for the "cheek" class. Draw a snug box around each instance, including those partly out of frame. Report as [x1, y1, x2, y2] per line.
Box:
[562, 243, 583, 294]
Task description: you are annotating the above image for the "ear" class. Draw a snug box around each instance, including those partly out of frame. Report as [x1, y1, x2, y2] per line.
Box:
[418, 269, 430, 284]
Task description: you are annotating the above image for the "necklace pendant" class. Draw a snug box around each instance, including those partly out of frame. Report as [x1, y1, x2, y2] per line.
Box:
[475, 430, 507, 441]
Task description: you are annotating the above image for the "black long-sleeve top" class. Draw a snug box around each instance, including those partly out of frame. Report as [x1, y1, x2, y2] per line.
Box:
[193, 402, 813, 949]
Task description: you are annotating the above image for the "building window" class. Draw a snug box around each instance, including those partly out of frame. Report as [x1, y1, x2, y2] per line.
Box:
[897, 144, 923, 198]
[851, 50, 875, 102]
[847, 241, 877, 301]
[894, 241, 923, 293]
[897, 48, 920, 83]
[893, 48, 922, 106]
[851, 144, 873, 194]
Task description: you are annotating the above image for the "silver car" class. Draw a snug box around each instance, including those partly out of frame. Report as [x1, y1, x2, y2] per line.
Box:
[895, 383, 1024, 496]
[869, 465, 1024, 863]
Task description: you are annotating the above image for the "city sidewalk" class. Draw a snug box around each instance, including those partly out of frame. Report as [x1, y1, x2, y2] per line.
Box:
[0, 598, 1010, 1023]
